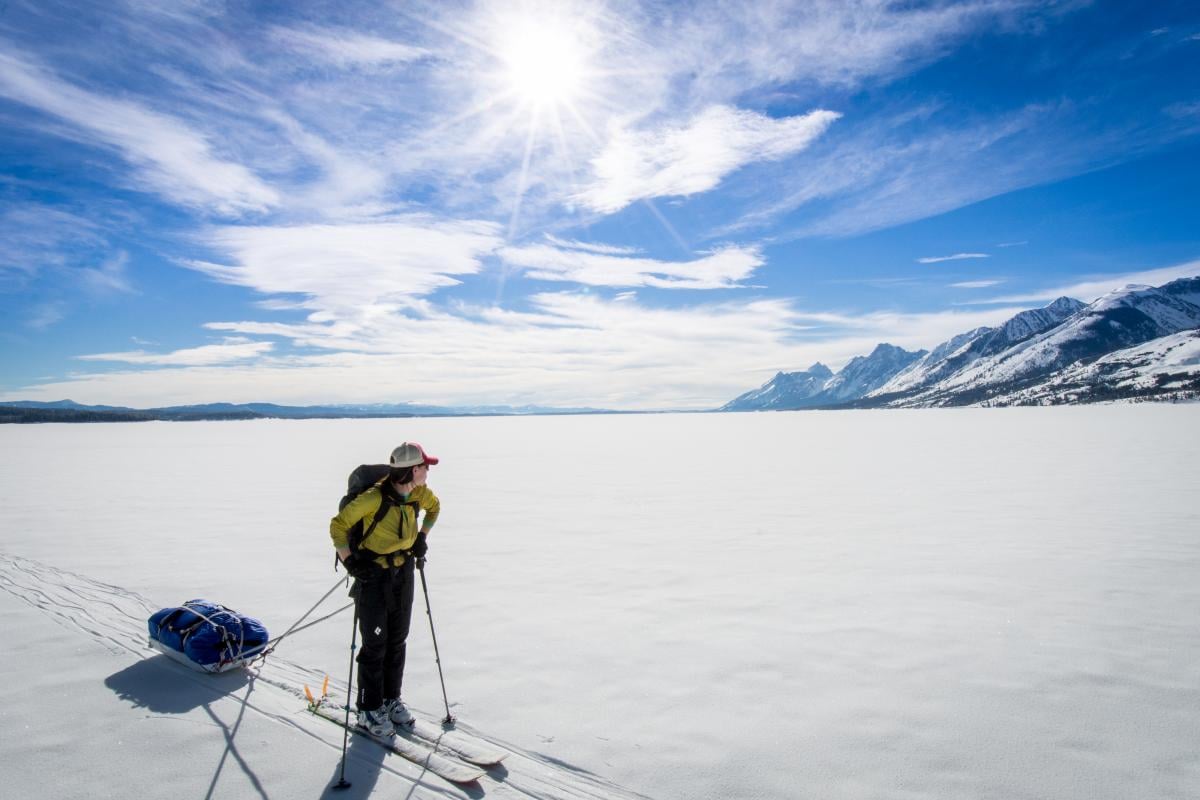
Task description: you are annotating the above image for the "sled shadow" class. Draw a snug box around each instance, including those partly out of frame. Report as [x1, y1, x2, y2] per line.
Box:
[104, 655, 249, 713]
[105, 656, 267, 798]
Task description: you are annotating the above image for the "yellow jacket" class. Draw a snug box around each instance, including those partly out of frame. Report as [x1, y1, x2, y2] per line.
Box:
[330, 483, 440, 567]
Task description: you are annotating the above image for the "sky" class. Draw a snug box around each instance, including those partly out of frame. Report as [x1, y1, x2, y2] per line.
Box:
[1, 0, 1198, 411]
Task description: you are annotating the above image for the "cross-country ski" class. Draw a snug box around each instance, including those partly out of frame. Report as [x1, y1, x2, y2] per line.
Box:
[310, 702, 486, 785]
[405, 717, 509, 766]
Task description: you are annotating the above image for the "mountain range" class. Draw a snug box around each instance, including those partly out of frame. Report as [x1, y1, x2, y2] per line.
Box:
[6, 277, 1198, 423]
[0, 399, 612, 423]
[723, 276, 1200, 410]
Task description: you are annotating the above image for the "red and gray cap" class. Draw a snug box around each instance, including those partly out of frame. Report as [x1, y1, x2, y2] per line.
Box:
[389, 441, 439, 467]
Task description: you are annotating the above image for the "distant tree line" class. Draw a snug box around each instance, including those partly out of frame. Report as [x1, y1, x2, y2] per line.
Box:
[0, 406, 264, 424]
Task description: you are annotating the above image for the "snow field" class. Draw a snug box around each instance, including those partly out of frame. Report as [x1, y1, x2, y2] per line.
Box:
[2, 406, 1198, 799]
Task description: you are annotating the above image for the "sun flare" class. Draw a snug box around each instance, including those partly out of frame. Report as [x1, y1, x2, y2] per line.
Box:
[496, 18, 589, 109]
[450, 1, 619, 229]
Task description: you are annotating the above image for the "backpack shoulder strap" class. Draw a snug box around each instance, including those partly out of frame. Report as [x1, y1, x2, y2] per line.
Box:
[347, 486, 393, 554]
[361, 491, 394, 542]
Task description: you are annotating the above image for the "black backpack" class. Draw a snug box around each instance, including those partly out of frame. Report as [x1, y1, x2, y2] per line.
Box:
[336, 464, 420, 570]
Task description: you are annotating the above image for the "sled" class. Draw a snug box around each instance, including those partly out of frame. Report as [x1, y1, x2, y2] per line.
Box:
[147, 598, 270, 674]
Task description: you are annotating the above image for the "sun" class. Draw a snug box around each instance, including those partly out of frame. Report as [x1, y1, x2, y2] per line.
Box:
[431, 1, 620, 230]
[494, 17, 590, 110]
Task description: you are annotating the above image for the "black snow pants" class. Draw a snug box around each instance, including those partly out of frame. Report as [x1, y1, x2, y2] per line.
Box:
[353, 557, 416, 712]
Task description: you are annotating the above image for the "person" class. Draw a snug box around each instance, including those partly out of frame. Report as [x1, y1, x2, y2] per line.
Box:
[330, 441, 440, 737]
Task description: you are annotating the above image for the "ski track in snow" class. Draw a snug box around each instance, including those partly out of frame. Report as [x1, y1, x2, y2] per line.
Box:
[0, 552, 650, 800]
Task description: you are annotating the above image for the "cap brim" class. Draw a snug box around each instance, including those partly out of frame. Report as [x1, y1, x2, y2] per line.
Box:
[423, 455, 439, 465]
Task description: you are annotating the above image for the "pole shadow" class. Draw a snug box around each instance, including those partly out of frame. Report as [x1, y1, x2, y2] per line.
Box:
[203, 676, 267, 800]
[319, 734, 387, 799]
[104, 656, 267, 798]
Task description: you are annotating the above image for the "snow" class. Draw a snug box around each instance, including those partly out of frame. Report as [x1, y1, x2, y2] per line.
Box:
[988, 329, 1200, 403]
[3, 408, 1200, 799]
[1080, 328, 1200, 382]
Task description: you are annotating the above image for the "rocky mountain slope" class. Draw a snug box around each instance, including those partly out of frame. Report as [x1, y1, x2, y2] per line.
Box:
[722, 276, 1200, 410]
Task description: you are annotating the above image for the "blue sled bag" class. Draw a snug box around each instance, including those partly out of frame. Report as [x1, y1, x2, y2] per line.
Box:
[148, 599, 269, 673]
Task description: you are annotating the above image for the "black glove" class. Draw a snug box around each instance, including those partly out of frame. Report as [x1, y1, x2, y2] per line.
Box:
[341, 551, 377, 580]
[411, 532, 429, 560]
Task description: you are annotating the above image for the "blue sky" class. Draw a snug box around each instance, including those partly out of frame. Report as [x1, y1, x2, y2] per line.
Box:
[1, 0, 1198, 410]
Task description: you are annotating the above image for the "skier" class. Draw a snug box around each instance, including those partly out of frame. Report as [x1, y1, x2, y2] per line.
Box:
[331, 441, 440, 737]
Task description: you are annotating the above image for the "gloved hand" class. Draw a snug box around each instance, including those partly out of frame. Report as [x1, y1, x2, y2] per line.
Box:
[341, 551, 377, 580]
[411, 532, 429, 559]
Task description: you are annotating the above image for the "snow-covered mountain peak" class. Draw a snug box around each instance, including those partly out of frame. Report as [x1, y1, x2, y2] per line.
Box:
[1090, 283, 1155, 312]
[1046, 296, 1086, 315]
[720, 363, 834, 411]
[806, 363, 834, 378]
[1159, 275, 1200, 308]
[820, 344, 926, 403]
[998, 297, 1087, 341]
[1084, 282, 1200, 332]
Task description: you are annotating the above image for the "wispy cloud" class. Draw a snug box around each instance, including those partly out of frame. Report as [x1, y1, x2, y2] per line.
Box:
[374, 0, 1051, 225]
[575, 106, 839, 213]
[6, 289, 1042, 409]
[8, 294, 814, 408]
[996, 240, 1028, 248]
[0, 47, 278, 216]
[0, 205, 105, 280]
[918, 253, 990, 264]
[1164, 101, 1200, 120]
[79, 251, 135, 295]
[951, 280, 1004, 289]
[499, 241, 763, 289]
[189, 217, 505, 313]
[726, 84, 1200, 240]
[666, 0, 1047, 98]
[28, 302, 66, 330]
[77, 338, 273, 366]
[719, 103, 1054, 237]
[963, 259, 1200, 305]
[269, 26, 430, 69]
[542, 235, 641, 256]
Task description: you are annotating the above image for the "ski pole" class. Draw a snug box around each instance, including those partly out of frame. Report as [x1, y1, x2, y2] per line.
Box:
[417, 558, 455, 726]
[332, 603, 360, 791]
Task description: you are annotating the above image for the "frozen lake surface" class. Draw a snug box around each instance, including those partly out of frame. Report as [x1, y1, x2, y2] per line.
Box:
[2, 405, 1198, 799]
